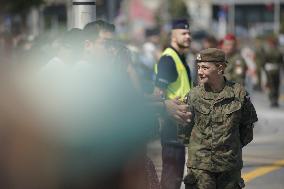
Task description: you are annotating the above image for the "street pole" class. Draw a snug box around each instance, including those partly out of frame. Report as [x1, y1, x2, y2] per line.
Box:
[27, 7, 40, 37]
[67, 0, 73, 30]
[228, 0, 235, 34]
[274, 0, 280, 35]
[107, 0, 116, 22]
[72, 0, 96, 29]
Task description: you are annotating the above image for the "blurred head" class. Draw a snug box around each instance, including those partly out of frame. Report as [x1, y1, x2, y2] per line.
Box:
[145, 27, 160, 44]
[267, 36, 278, 47]
[221, 33, 237, 55]
[196, 48, 227, 85]
[84, 20, 115, 41]
[202, 35, 218, 49]
[171, 19, 191, 50]
[83, 20, 115, 56]
[96, 20, 115, 41]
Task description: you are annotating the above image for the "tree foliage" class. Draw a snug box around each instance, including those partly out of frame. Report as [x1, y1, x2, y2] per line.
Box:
[169, 0, 189, 20]
[1, 0, 44, 14]
[155, 0, 190, 26]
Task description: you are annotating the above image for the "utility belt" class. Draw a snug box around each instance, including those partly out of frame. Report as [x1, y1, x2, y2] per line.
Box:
[265, 62, 280, 71]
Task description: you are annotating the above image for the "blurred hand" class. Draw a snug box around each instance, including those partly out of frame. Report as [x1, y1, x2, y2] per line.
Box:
[164, 97, 192, 125]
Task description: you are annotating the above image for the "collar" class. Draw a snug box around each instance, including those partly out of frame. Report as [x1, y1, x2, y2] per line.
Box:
[169, 45, 185, 58]
[200, 78, 235, 101]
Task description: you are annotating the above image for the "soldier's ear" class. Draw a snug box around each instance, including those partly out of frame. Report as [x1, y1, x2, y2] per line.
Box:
[217, 63, 226, 74]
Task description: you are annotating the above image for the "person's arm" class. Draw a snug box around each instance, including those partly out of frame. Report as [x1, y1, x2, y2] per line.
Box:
[164, 97, 192, 125]
[154, 56, 178, 96]
[144, 94, 191, 125]
[239, 92, 258, 147]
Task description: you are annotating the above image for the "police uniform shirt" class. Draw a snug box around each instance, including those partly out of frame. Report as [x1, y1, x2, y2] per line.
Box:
[155, 46, 191, 89]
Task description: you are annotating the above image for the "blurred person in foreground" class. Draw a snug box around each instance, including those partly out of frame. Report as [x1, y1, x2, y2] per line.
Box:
[1, 59, 158, 189]
[253, 38, 266, 91]
[77, 20, 162, 189]
[79, 20, 143, 92]
[1, 19, 192, 189]
[40, 28, 83, 75]
[221, 34, 247, 86]
[2, 22, 159, 189]
[83, 20, 193, 189]
[154, 19, 192, 189]
[263, 37, 283, 107]
[183, 48, 258, 189]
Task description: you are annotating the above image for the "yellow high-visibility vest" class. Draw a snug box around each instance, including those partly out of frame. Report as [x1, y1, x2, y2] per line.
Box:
[155, 48, 191, 99]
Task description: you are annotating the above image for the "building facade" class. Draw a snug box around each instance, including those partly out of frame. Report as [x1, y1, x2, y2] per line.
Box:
[185, 0, 284, 38]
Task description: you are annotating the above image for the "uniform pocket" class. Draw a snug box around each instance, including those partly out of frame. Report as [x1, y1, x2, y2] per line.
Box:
[224, 101, 242, 115]
[195, 105, 210, 130]
[224, 101, 242, 126]
[195, 104, 210, 115]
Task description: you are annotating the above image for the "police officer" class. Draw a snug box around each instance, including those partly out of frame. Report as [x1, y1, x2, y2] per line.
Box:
[184, 48, 258, 189]
[222, 34, 247, 86]
[154, 19, 192, 189]
[264, 37, 283, 107]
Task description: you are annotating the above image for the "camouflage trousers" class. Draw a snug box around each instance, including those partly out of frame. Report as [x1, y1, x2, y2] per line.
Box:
[266, 71, 280, 106]
[184, 168, 245, 189]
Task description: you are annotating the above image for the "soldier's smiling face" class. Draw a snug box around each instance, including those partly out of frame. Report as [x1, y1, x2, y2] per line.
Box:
[197, 62, 221, 85]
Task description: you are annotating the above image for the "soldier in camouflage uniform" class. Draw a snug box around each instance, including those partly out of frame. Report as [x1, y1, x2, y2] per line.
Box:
[254, 38, 266, 91]
[222, 34, 247, 86]
[183, 48, 258, 189]
[264, 37, 283, 107]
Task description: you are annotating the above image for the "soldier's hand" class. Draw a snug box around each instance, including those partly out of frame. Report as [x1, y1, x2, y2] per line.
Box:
[164, 97, 192, 125]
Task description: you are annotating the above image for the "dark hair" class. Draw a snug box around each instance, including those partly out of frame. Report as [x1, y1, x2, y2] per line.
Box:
[203, 35, 218, 48]
[83, 20, 115, 42]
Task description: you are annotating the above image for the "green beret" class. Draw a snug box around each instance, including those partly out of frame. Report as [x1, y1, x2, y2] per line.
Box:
[196, 48, 228, 63]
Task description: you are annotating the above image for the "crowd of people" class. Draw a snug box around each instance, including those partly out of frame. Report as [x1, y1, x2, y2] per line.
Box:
[0, 18, 283, 189]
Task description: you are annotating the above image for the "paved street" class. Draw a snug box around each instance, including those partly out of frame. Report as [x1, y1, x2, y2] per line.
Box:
[148, 83, 284, 189]
[242, 91, 284, 189]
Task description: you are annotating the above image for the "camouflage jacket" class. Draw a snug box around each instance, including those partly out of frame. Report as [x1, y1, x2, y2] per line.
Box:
[225, 53, 247, 85]
[185, 80, 258, 172]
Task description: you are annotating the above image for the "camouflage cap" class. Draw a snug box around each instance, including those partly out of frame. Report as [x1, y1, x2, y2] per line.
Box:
[196, 48, 228, 63]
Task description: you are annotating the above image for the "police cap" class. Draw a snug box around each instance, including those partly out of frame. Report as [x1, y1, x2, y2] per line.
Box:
[172, 19, 190, 30]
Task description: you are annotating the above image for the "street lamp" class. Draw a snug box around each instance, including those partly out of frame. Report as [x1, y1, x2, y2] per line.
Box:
[228, 0, 235, 34]
[72, 0, 96, 29]
[274, 0, 280, 35]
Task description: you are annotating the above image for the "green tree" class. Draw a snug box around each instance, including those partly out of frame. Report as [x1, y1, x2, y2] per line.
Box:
[1, 0, 44, 14]
[155, 0, 190, 27]
[169, 0, 189, 20]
